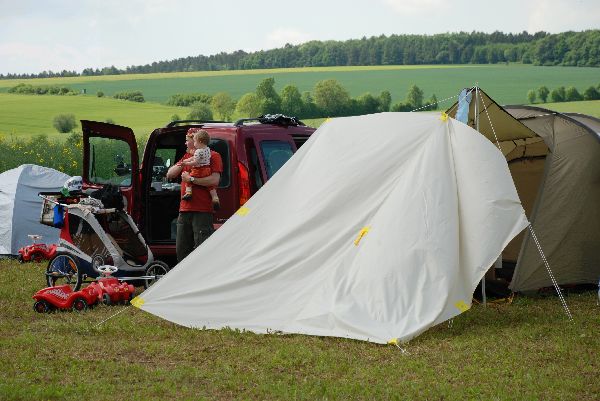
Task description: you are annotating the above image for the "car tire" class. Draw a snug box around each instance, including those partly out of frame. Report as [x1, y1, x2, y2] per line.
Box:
[102, 293, 112, 306]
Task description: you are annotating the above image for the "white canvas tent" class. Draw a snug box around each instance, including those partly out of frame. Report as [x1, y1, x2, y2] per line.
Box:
[0, 164, 70, 255]
[447, 89, 600, 292]
[133, 113, 528, 344]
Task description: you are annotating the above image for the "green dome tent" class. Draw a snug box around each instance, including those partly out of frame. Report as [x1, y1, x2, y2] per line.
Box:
[447, 88, 600, 292]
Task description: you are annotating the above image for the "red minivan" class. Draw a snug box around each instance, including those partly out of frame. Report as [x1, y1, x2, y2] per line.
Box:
[81, 116, 316, 266]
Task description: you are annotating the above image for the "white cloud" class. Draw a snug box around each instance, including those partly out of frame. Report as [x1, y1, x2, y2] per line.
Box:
[265, 29, 313, 49]
[527, 0, 600, 33]
[383, 0, 448, 15]
[0, 42, 81, 73]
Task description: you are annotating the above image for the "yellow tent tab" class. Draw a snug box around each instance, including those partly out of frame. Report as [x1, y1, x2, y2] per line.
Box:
[325, 118, 332, 122]
[236, 206, 250, 216]
[387, 338, 399, 346]
[440, 112, 449, 122]
[131, 296, 145, 309]
[354, 226, 371, 246]
[454, 300, 470, 312]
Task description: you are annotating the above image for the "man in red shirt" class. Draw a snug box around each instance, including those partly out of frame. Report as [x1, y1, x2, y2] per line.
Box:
[166, 129, 223, 262]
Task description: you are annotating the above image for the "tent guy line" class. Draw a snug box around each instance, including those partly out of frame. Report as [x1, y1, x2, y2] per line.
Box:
[528, 225, 573, 320]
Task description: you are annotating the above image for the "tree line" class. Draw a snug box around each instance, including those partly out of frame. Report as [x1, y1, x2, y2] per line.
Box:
[169, 78, 438, 122]
[2, 30, 599, 79]
[527, 83, 600, 104]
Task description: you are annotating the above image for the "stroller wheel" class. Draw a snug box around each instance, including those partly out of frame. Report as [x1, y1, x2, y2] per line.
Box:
[144, 261, 170, 289]
[46, 253, 82, 291]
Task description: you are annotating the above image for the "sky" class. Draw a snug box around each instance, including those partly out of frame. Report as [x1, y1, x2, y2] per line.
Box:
[0, 0, 599, 75]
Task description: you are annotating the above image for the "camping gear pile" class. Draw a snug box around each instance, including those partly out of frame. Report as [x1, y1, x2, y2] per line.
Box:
[132, 95, 599, 344]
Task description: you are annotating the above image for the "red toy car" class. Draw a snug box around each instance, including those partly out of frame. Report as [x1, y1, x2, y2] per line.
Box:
[33, 265, 136, 313]
[18, 235, 57, 263]
[87, 277, 135, 305]
[33, 284, 98, 313]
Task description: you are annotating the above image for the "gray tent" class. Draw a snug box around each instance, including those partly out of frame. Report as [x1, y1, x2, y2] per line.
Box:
[0, 164, 70, 255]
[447, 89, 600, 291]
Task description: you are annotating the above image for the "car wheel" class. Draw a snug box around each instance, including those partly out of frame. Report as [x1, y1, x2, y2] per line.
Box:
[46, 253, 82, 291]
[102, 293, 112, 306]
[33, 300, 51, 313]
[144, 261, 170, 289]
[30, 252, 44, 263]
[72, 298, 88, 312]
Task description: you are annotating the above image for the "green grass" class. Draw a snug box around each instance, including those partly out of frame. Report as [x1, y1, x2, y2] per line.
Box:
[1, 64, 599, 105]
[0, 93, 189, 138]
[544, 100, 600, 117]
[0, 258, 598, 400]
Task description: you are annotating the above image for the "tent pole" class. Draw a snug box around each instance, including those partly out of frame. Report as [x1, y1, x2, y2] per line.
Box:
[474, 85, 487, 307]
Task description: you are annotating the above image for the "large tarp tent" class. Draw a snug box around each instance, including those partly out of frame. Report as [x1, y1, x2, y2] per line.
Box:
[447, 89, 600, 292]
[133, 113, 528, 344]
[0, 164, 70, 255]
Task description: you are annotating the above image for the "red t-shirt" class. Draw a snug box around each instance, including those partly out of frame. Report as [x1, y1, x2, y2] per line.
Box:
[179, 150, 223, 212]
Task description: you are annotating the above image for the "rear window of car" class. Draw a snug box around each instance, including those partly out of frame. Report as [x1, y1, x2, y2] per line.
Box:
[260, 140, 294, 179]
[209, 139, 230, 188]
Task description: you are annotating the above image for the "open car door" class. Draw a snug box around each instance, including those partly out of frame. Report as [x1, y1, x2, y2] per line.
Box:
[81, 120, 139, 219]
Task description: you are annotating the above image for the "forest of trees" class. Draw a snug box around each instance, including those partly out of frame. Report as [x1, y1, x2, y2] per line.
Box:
[1, 30, 598, 80]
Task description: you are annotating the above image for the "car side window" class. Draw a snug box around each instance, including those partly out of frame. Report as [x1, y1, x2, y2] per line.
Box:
[259, 141, 294, 179]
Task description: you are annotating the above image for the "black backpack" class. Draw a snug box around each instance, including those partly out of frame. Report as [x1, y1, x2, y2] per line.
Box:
[90, 184, 125, 210]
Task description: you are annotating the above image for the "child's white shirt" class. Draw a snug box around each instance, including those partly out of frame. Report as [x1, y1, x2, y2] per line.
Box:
[193, 147, 211, 166]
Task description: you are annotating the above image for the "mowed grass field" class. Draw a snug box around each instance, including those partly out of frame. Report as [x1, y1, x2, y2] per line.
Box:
[0, 259, 598, 400]
[1, 64, 599, 104]
[0, 93, 189, 139]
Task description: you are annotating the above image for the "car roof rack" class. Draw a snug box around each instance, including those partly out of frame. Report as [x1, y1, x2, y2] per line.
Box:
[234, 114, 305, 127]
[165, 120, 229, 128]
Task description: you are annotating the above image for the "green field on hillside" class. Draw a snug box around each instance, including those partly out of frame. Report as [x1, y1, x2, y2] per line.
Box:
[1, 64, 599, 105]
[0, 93, 188, 138]
[1, 91, 598, 140]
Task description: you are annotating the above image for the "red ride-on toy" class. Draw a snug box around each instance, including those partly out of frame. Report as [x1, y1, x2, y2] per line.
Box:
[18, 235, 57, 263]
[33, 284, 98, 313]
[86, 266, 135, 305]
